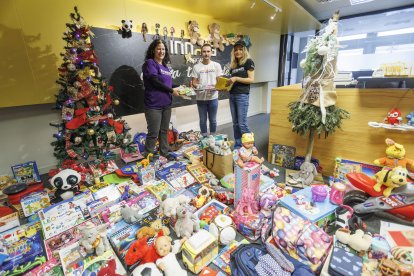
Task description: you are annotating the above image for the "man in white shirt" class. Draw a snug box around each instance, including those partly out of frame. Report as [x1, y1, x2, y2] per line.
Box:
[191, 44, 222, 137]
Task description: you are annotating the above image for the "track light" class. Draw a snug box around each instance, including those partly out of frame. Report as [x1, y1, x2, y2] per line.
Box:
[250, 0, 256, 8]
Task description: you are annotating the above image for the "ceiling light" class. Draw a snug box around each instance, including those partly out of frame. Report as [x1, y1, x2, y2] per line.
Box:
[350, 0, 375, 5]
[262, 0, 283, 13]
[270, 11, 277, 20]
[250, 0, 256, 8]
[378, 27, 414, 37]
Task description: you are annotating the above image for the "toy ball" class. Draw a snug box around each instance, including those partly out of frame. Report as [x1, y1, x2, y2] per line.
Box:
[133, 132, 147, 153]
[209, 214, 236, 245]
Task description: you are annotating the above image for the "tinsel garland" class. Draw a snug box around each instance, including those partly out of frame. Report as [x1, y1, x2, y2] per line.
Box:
[288, 101, 350, 138]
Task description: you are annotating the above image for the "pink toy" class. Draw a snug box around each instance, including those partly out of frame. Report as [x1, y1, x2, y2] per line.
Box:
[311, 185, 327, 202]
[330, 182, 346, 205]
[235, 188, 259, 215]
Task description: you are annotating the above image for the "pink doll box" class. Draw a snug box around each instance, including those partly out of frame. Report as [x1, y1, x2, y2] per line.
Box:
[231, 211, 263, 241]
[234, 162, 260, 213]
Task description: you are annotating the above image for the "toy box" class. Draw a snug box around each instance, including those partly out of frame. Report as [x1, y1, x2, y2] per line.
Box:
[156, 162, 196, 189]
[20, 191, 51, 217]
[231, 212, 263, 241]
[170, 144, 198, 159]
[280, 186, 338, 225]
[187, 163, 212, 183]
[146, 180, 176, 200]
[234, 162, 261, 211]
[91, 183, 121, 203]
[137, 164, 156, 185]
[271, 144, 296, 169]
[0, 211, 20, 233]
[38, 190, 94, 239]
[182, 229, 219, 274]
[59, 243, 126, 276]
[333, 157, 383, 188]
[156, 161, 187, 179]
[194, 199, 231, 227]
[108, 210, 165, 272]
[120, 143, 143, 163]
[116, 179, 147, 197]
[101, 190, 159, 228]
[0, 232, 46, 275]
[11, 161, 41, 184]
[212, 239, 249, 275]
[43, 216, 104, 263]
[25, 258, 64, 276]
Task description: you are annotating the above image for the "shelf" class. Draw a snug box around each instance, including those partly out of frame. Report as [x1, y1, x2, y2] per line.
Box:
[368, 122, 414, 131]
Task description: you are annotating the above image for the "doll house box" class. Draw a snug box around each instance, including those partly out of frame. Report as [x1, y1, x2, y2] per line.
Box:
[234, 162, 261, 207]
[280, 187, 337, 226]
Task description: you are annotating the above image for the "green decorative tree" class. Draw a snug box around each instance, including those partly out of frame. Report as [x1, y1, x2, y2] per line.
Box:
[51, 7, 132, 166]
[288, 11, 350, 185]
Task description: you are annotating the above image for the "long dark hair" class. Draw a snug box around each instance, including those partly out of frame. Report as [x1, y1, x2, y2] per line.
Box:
[145, 39, 170, 66]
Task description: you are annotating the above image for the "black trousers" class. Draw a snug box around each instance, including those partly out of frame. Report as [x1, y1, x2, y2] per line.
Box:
[144, 107, 171, 156]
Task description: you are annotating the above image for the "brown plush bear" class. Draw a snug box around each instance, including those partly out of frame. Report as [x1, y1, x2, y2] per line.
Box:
[188, 20, 204, 46]
[207, 23, 226, 51]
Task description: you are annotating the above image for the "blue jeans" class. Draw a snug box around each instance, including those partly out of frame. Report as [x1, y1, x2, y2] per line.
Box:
[229, 93, 250, 149]
[197, 99, 218, 136]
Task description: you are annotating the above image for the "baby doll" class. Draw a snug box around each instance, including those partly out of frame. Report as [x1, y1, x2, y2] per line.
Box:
[155, 236, 188, 276]
[234, 133, 264, 168]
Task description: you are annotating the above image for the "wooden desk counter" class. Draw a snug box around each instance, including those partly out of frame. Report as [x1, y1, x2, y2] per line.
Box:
[268, 84, 414, 176]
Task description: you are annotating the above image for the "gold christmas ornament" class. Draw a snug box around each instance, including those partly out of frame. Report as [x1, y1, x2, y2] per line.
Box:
[113, 99, 120, 106]
[87, 129, 95, 136]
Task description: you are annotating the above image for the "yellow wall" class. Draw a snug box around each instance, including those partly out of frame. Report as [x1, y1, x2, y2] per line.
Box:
[0, 0, 268, 108]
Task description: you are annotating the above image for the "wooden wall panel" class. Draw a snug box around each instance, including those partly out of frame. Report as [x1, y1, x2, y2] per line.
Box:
[268, 84, 414, 176]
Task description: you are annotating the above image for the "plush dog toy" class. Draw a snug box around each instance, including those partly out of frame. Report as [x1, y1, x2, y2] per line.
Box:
[374, 138, 414, 171]
[187, 20, 204, 46]
[78, 221, 110, 256]
[373, 167, 409, 197]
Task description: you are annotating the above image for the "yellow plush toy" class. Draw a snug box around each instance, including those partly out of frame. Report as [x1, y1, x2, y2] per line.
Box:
[374, 138, 413, 172]
[373, 166, 408, 197]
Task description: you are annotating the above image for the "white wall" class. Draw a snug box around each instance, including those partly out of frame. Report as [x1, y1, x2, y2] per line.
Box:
[0, 29, 279, 176]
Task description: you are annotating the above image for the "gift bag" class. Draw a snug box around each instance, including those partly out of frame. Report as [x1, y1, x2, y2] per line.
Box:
[202, 149, 233, 179]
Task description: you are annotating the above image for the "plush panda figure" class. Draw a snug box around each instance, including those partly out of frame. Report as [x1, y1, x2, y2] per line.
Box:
[121, 20, 133, 38]
[50, 169, 81, 202]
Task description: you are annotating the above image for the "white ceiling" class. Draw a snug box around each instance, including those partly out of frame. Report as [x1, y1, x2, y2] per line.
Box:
[295, 0, 414, 20]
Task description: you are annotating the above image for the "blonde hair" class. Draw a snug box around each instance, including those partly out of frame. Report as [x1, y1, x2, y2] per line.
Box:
[230, 46, 251, 69]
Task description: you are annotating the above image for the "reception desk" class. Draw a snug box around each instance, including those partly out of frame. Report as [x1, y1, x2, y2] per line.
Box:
[268, 84, 414, 176]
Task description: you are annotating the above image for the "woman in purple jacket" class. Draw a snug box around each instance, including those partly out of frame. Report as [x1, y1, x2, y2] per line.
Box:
[142, 39, 179, 158]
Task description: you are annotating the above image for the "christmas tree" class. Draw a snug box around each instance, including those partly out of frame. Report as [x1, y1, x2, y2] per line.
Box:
[51, 7, 132, 166]
[288, 11, 349, 184]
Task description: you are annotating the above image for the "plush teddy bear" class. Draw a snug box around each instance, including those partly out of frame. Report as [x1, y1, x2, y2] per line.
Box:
[160, 194, 190, 217]
[174, 205, 200, 238]
[187, 20, 204, 46]
[121, 20, 133, 38]
[374, 138, 413, 171]
[50, 169, 81, 202]
[150, 219, 171, 236]
[207, 23, 225, 51]
[78, 222, 110, 256]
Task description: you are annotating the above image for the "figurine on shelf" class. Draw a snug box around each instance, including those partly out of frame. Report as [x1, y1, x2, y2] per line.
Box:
[374, 138, 414, 171]
[384, 108, 402, 125]
[234, 133, 264, 168]
[154, 23, 160, 40]
[170, 27, 175, 41]
[141, 23, 148, 42]
[406, 111, 414, 126]
[163, 26, 168, 41]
